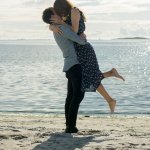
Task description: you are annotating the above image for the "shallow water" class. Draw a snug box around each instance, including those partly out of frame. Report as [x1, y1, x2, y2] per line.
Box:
[0, 39, 150, 114]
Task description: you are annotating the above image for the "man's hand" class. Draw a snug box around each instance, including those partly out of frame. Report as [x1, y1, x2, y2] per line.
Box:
[49, 25, 63, 35]
[50, 15, 63, 24]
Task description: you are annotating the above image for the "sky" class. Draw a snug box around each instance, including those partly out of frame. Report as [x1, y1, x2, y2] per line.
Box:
[0, 0, 150, 40]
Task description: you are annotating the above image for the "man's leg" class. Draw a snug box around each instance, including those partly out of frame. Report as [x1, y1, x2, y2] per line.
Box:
[67, 77, 84, 128]
[65, 78, 73, 127]
[65, 65, 85, 132]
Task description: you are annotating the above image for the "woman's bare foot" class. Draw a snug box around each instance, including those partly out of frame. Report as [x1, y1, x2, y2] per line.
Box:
[108, 99, 116, 113]
[112, 68, 125, 81]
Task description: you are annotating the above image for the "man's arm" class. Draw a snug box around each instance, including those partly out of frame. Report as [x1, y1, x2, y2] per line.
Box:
[59, 25, 86, 45]
[49, 24, 63, 34]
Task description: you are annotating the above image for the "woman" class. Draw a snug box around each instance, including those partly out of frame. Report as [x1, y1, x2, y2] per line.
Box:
[50, 0, 125, 113]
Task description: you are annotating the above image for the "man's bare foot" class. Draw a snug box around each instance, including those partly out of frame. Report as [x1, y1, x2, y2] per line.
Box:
[112, 68, 125, 81]
[108, 99, 116, 113]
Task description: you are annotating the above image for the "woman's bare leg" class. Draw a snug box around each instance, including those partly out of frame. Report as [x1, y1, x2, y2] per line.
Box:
[97, 84, 116, 113]
[97, 68, 124, 113]
[103, 68, 125, 81]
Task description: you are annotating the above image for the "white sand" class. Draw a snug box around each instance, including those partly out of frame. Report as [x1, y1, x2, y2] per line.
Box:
[0, 113, 150, 150]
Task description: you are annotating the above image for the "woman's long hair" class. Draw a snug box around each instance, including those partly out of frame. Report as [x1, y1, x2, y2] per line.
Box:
[53, 0, 86, 21]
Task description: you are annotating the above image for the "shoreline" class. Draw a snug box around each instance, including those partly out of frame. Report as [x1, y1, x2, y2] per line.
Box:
[0, 113, 150, 150]
[0, 111, 150, 117]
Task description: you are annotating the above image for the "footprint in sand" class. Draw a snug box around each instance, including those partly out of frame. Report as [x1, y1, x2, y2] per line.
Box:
[10, 135, 27, 140]
[78, 130, 109, 136]
[0, 135, 8, 140]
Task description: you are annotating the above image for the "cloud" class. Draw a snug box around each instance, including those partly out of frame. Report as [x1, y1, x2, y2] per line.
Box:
[120, 23, 150, 37]
[80, 1, 150, 15]
[0, 0, 150, 40]
[21, 0, 54, 6]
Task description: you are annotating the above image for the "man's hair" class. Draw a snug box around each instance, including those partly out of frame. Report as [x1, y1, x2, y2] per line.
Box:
[42, 7, 54, 24]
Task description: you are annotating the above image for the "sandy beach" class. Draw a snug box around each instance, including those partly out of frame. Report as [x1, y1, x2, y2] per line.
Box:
[0, 113, 150, 150]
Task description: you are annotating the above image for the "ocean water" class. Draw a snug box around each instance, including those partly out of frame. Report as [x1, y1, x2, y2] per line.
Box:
[0, 39, 150, 115]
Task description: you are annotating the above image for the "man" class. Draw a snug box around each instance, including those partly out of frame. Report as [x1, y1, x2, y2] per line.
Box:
[42, 7, 86, 133]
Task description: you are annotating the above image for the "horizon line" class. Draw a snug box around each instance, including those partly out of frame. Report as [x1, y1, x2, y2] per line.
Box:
[0, 36, 149, 41]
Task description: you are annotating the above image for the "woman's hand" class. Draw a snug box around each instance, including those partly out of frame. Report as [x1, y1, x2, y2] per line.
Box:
[80, 33, 86, 39]
[49, 25, 63, 35]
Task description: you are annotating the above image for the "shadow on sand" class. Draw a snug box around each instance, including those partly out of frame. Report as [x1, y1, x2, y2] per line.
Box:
[32, 131, 113, 150]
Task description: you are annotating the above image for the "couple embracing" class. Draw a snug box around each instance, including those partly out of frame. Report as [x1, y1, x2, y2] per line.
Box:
[42, 0, 125, 133]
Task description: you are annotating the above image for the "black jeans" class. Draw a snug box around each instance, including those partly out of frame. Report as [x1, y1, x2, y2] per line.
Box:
[65, 64, 85, 127]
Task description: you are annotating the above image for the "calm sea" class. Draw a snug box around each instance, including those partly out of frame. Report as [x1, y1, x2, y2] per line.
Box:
[0, 39, 150, 115]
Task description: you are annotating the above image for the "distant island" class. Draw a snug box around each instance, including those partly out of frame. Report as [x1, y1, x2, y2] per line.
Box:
[114, 37, 149, 40]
